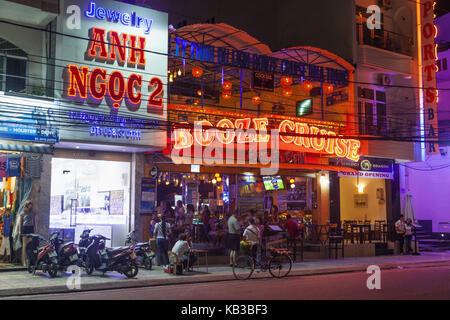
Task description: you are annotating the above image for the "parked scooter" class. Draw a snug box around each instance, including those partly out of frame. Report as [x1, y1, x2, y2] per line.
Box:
[49, 231, 80, 271]
[85, 234, 139, 278]
[125, 230, 155, 270]
[78, 229, 94, 268]
[25, 234, 59, 278]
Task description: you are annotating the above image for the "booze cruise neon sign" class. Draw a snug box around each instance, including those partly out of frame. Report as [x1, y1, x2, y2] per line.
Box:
[173, 118, 361, 162]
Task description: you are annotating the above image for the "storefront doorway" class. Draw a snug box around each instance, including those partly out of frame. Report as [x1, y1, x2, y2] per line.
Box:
[50, 158, 131, 247]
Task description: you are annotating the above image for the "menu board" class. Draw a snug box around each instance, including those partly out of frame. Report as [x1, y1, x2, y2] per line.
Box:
[109, 190, 124, 215]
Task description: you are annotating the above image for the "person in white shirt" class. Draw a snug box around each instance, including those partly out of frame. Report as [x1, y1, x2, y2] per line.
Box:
[227, 210, 241, 266]
[175, 200, 185, 220]
[243, 218, 260, 260]
[404, 218, 414, 254]
[395, 215, 406, 254]
[171, 233, 196, 269]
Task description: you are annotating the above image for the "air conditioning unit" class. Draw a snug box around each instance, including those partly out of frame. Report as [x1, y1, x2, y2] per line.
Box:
[378, 74, 393, 87]
[379, 0, 393, 9]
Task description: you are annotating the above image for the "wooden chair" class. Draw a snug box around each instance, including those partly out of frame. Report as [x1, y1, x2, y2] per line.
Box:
[328, 226, 345, 259]
[168, 251, 184, 275]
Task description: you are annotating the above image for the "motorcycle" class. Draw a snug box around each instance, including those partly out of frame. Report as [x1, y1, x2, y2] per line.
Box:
[25, 234, 59, 278]
[125, 230, 155, 270]
[85, 234, 139, 278]
[78, 229, 94, 268]
[49, 231, 80, 271]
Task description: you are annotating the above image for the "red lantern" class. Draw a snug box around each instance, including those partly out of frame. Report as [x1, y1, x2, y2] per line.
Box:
[222, 90, 232, 99]
[192, 67, 203, 78]
[302, 80, 313, 92]
[252, 96, 262, 105]
[282, 88, 293, 97]
[222, 80, 232, 90]
[323, 84, 334, 95]
[280, 77, 293, 87]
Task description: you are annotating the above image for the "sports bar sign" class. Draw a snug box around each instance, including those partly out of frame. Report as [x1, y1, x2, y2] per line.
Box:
[55, 0, 168, 147]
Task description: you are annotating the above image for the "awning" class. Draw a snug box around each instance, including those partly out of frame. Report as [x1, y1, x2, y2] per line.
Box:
[0, 142, 54, 156]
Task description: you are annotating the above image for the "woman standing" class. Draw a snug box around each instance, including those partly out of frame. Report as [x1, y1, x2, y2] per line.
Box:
[19, 200, 36, 267]
[154, 215, 171, 267]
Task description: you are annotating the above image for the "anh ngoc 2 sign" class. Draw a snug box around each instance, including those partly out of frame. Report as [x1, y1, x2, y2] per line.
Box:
[57, 0, 168, 147]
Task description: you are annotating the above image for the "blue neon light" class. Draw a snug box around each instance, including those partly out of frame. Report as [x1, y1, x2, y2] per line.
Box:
[85, 1, 153, 34]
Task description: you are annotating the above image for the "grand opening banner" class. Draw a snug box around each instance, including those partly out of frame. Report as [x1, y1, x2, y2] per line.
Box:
[55, 0, 168, 149]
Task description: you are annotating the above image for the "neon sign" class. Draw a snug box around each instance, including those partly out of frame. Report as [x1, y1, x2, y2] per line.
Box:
[173, 118, 361, 162]
[64, 27, 164, 115]
[85, 1, 153, 34]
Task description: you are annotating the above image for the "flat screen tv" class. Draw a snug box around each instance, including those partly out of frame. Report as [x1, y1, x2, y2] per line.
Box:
[263, 176, 285, 191]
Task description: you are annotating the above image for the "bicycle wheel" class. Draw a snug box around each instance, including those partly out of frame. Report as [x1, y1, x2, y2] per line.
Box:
[269, 253, 292, 278]
[232, 255, 255, 280]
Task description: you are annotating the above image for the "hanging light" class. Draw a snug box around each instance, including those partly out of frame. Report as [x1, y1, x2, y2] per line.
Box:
[302, 80, 313, 92]
[290, 178, 295, 184]
[192, 67, 203, 78]
[282, 87, 293, 97]
[252, 96, 262, 105]
[215, 173, 220, 177]
[178, 69, 182, 76]
[222, 90, 232, 99]
[212, 179, 217, 184]
[193, 99, 199, 106]
[169, 74, 174, 83]
[217, 177, 222, 182]
[291, 184, 296, 189]
[280, 76, 293, 87]
[165, 181, 170, 185]
[222, 80, 232, 90]
[197, 90, 202, 96]
[323, 83, 334, 95]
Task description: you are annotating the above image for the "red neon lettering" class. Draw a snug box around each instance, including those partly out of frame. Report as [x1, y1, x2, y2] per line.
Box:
[216, 119, 235, 144]
[89, 68, 107, 100]
[126, 73, 142, 105]
[88, 27, 108, 59]
[68, 64, 89, 98]
[148, 77, 164, 113]
[294, 123, 310, 148]
[253, 118, 270, 143]
[194, 120, 215, 147]
[108, 71, 125, 107]
[423, 23, 435, 39]
[335, 138, 349, 158]
[108, 31, 128, 64]
[235, 118, 254, 143]
[325, 131, 336, 154]
[129, 35, 146, 66]
[279, 120, 295, 144]
[173, 129, 193, 149]
[310, 127, 326, 151]
[346, 139, 361, 161]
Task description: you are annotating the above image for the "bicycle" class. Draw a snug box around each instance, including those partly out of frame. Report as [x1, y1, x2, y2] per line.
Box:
[232, 245, 293, 280]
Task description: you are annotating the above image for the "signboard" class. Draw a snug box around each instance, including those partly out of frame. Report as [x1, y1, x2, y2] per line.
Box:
[140, 177, 156, 214]
[296, 99, 313, 117]
[0, 94, 59, 143]
[56, 0, 168, 147]
[169, 37, 349, 85]
[252, 72, 274, 92]
[420, 0, 439, 154]
[109, 190, 124, 215]
[335, 157, 394, 180]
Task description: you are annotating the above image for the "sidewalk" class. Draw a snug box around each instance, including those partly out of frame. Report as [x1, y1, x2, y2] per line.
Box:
[0, 252, 449, 298]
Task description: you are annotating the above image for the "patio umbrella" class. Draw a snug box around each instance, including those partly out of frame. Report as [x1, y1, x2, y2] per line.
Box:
[402, 193, 420, 227]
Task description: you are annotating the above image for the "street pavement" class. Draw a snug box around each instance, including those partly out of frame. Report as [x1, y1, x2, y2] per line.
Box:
[0, 252, 449, 298]
[8, 265, 450, 300]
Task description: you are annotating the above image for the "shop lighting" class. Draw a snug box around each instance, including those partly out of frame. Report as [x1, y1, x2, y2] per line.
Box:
[358, 184, 364, 193]
[290, 178, 295, 184]
[212, 179, 217, 184]
[215, 173, 220, 177]
[178, 69, 182, 76]
[320, 174, 329, 187]
[165, 181, 170, 185]
[217, 177, 222, 182]
[290, 184, 295, 189]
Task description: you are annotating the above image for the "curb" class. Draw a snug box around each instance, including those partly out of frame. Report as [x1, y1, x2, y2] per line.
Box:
[1, 259, 449, 298]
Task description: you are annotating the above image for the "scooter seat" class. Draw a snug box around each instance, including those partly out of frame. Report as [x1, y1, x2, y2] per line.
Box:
[106, 246, 129, 254]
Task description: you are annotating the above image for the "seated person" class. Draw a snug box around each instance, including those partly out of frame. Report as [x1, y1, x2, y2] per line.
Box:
[171, 233, 197, 269]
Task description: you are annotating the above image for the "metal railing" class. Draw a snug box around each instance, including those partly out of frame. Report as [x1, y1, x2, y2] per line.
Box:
[357, 23, 413, 56]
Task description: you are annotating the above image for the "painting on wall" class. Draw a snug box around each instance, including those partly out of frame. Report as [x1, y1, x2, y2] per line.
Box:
[354, 194, 368, 208]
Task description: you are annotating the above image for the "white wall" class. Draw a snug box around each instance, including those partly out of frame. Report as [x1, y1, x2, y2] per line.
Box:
[403, 146, 450, 232]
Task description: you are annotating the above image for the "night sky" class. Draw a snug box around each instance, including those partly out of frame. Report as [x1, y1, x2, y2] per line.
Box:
[436, 0, 450, 17]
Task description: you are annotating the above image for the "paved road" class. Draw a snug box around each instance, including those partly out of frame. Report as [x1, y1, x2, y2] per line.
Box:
[6, 265, 450, 300]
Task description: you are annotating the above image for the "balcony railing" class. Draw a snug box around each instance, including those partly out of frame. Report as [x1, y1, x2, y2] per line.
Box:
[357, 23, 413, 56]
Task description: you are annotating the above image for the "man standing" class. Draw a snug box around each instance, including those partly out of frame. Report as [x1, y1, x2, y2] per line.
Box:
[227, 210, 241, 267]
[395, 215, 406, 254]
[283, 214, 299, 260]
